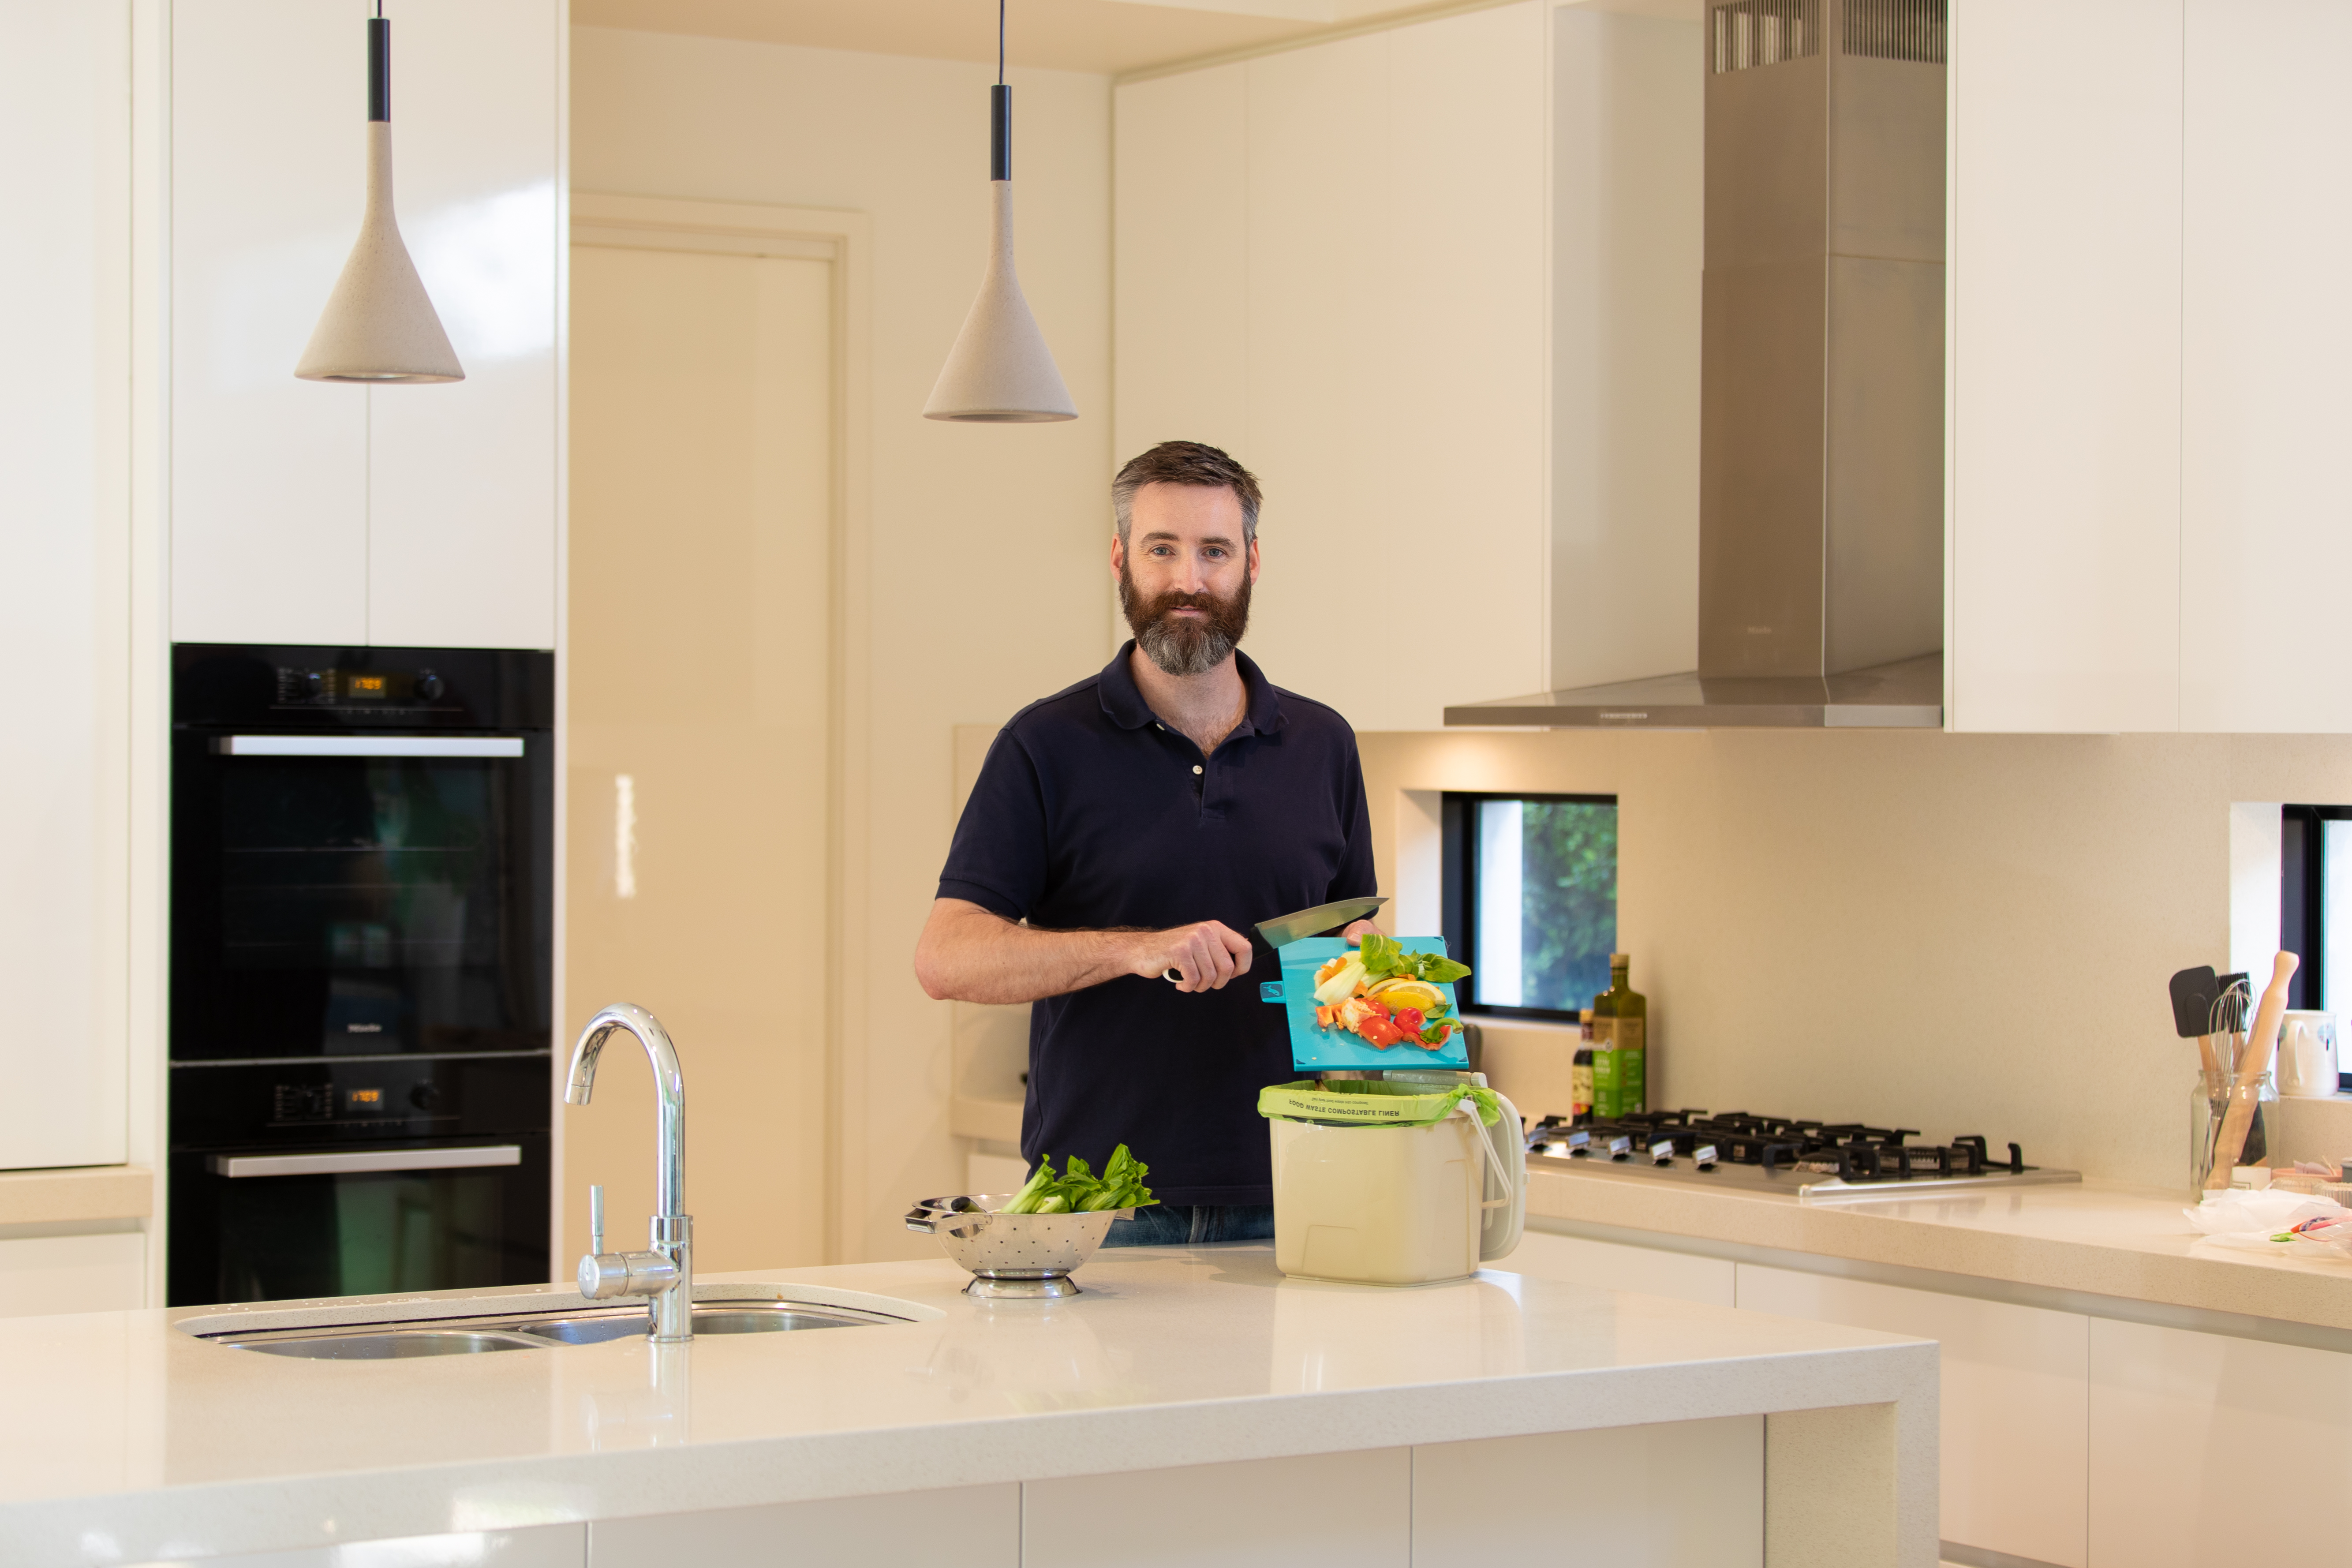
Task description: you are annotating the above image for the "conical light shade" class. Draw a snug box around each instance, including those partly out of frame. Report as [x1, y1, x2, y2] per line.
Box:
[924, 180, 1074, 422]
[297, 122, 463, 384]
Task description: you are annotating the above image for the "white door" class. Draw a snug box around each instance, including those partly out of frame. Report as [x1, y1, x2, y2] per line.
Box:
[565, 240, 834, 1270]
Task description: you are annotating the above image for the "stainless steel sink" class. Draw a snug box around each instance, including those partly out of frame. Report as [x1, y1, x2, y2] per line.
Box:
[198, 1295, 910, 1353]
[513, 1302, 883, 1344]
[219, 1328, 548, 1359]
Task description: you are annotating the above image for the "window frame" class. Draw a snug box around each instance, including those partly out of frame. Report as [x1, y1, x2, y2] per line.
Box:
[1440, 789, 1618, 1023]
[2278, 803, 2352, 1092]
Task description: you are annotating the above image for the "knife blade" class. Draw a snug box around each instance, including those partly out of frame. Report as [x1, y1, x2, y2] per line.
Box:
[1161, 896, 1390, 983]
[1255, 895, 1388, 948]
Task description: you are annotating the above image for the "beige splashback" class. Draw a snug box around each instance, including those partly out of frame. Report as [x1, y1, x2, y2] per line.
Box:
[1357, 728, 2352, 1190]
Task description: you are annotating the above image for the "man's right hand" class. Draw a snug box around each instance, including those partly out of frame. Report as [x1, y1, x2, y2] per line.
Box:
[1129, 921, 1255, 993]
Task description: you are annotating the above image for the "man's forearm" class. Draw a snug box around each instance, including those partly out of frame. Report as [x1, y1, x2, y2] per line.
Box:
[916, 902, 1144, 1005]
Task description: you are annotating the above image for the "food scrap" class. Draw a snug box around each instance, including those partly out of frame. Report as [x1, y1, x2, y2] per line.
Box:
[1309, 933, 1470, 1051]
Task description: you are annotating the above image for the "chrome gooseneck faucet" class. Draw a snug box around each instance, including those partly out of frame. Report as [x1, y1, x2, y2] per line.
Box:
[566, 1003, 692, 1342]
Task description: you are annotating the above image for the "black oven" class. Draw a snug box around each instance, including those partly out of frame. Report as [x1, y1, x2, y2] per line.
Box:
[168, 644, 556, 1306]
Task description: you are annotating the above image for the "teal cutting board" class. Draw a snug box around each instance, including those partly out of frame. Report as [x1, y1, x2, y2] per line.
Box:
[1269, 936, 1471, 1072]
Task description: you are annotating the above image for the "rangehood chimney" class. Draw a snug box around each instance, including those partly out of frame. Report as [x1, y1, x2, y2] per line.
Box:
[1447, 0, 1947, 730]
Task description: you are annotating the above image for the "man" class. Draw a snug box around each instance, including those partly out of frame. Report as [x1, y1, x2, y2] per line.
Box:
[915, 441, 1377, 1246]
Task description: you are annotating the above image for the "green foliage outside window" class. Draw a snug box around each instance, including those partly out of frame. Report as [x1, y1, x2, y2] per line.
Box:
[1518, 800, 1616, 1012]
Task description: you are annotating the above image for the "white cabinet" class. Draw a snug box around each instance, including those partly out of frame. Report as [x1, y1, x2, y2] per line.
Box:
[1946, 0, 2183, 734]
[1948, 0, 2352, 732]
[0, 1233, 146, 1318]
[0, 0, 132, 1169]
[171, 0, 559, 650]
[1114, 3, 1554, 730]
[1736, 1265, 2089, 1567]
[2176, 0, 2352, 731]
[2087, 1317, 2352, 1566]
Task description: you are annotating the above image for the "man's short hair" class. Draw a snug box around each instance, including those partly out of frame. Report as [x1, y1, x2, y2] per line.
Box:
[1112, 441, 1263, 549]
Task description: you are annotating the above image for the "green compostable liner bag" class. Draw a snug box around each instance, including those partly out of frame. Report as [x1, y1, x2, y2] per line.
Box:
[1256, 1078, 1502, 1128]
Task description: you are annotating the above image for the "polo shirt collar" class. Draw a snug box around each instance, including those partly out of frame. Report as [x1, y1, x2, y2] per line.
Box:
[1099, 640, 1288, 737]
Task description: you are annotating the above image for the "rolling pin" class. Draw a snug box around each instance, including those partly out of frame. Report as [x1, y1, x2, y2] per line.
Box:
[2204, 951, 2299, 1190]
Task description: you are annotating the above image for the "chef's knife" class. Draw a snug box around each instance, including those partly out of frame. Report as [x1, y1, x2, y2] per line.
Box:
[1160, 895, 1390, 983]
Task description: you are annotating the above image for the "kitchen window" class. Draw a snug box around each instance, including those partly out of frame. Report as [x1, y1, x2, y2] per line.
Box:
[1440, 792, 1617, 1021]
[2280, 805, 2352, 1017]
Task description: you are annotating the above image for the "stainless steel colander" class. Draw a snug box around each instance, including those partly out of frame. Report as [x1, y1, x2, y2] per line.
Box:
[905, 1194, 1135, 1299]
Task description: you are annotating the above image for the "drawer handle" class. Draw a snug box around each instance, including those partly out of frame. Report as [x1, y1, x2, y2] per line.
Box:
[209, 1146, 524, 1179]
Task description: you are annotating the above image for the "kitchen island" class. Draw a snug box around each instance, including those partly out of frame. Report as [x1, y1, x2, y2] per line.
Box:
[4, 1245, 1935, 1568]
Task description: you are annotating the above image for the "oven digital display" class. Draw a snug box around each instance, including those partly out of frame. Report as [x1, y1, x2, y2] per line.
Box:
[346, 674, 389, 699]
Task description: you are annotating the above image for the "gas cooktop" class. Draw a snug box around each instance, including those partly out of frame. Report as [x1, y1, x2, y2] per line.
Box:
[1524, 1108, 2081, 1205]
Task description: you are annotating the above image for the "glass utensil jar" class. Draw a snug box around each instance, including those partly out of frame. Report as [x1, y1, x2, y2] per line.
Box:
[2192, 1069, 2275, 1197]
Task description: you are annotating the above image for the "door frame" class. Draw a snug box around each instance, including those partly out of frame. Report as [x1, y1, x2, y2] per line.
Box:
[568, 193, 873, 1265]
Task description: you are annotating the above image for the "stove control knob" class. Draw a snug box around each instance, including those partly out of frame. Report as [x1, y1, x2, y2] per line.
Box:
[1693, 1143, 1719, 1171]
[415, 671, 445, 701]
[1649, 1139, 1676, 1166]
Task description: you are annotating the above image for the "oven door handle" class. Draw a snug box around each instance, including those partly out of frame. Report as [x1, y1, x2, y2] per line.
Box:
[208, 1146, 525, 1179]
[216, 736, 527, 758]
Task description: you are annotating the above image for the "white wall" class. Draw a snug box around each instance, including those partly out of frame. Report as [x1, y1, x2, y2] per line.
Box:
[571, 26, 1111, 1260]
[1360, 726, 2352, 1190]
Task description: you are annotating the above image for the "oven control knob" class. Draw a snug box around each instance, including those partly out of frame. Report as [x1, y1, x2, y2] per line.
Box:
[415, 671, 444, 700]
[409, 1083, 441, 1111]
[296, 670, 325, 700]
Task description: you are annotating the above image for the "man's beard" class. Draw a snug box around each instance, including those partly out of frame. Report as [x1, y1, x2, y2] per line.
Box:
[1119, 558, 1252, 677]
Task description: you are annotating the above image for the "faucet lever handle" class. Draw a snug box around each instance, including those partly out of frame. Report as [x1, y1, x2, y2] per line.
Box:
[589, 1183, 604, 1256]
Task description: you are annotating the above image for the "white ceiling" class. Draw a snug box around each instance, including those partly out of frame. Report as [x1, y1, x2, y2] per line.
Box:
[572, 0, 1515, 78]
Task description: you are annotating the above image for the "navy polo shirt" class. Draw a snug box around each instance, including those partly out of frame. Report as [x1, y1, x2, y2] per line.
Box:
[937, 642, 1376, 1205]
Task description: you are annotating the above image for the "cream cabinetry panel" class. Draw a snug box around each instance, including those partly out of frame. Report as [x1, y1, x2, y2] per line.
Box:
[1415, 1418, 1760, 1567]
[0, 0, 131, 1169]
[366, 0, 559, 651]
[2176, 0, 2352, 730]
[1736, 1263, 2088, 1568]
[1025, 1448, 1410, 1568]
[1507, 1228, 1736, 1307]
[0, 1233, 145, 1319]
[172, 0, 559, 649]
[1113, 3, 1547, 730]
[2087, 1317, 2352, 1566]
[593, 1484, 1013, 1568]
[1946, 0, 2183, 733]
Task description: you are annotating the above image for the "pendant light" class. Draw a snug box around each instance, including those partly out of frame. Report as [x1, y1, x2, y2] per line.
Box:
[922, 0, 1075, 422]
[296, 2, 464, 384]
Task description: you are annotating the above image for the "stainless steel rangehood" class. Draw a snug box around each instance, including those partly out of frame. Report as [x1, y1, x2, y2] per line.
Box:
[1448, 0, 1947, 731]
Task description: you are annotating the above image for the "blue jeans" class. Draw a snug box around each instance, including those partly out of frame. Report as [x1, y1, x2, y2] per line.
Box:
[1099, 1203, 1276, 1247]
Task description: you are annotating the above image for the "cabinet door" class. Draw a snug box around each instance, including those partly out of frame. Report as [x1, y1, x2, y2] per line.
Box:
[1946, 0, 2183, 732]
[2176, 0, 2352, 730]
[0, 1233, 145, 1317]
[1025, 1449, 1409, 1568]
[0, 0, 131, 1168]
[171, 0, 369, 645]
[2088, 1317, 2352, 1565]
[173, 0, 558, 650]
[366, 0, 559, 651]
[1736, 1264, 2088, 1567]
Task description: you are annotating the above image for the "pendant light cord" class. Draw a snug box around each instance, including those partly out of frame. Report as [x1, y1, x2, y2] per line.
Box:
[989, 0, 1011, 180]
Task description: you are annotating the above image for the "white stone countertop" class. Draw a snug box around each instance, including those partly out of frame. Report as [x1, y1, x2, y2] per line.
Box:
[1527, 1161, 2352, 1332]
[1, 1246, 1932, 1566]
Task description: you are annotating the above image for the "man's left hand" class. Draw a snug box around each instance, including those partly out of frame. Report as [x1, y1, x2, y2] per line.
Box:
[1340, 920, 1380, 945]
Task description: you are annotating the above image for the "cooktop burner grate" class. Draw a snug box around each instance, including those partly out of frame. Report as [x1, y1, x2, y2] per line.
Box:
[1522, 1108, 2076, 1202]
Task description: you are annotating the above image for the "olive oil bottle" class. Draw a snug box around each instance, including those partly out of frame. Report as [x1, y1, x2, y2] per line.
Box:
[1589, 954, 1647, 1118]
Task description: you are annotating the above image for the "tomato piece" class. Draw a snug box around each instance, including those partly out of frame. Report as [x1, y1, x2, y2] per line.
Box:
[1392, 1007, 1424, 1033]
